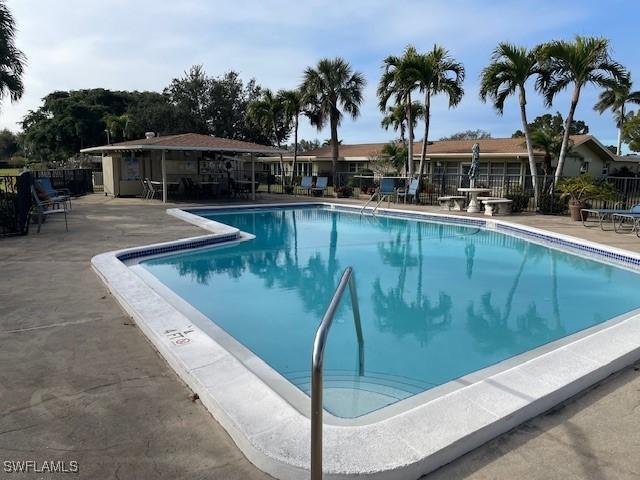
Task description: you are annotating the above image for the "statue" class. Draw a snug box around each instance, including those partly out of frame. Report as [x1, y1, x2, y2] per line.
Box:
[468, 143, 480, 187]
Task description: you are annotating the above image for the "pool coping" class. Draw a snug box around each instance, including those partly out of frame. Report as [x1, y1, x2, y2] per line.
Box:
[92, 202, 640, 480]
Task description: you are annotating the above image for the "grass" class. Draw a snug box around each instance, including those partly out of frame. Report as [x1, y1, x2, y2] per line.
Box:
[0, 168, 19, 176]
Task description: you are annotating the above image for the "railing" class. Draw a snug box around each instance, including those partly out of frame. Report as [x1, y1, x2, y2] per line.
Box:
[311, 267, 364, 480]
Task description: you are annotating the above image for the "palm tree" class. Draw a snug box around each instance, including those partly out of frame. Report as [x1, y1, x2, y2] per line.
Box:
[381, 101, 423, 146]
[301, 58, 365, 186]
[480, 43, 542, 207]
[416, 46, 465, 187]
[0, 1, 25, 109]
[246, 89, 291, 186]
[278, 89, 306, 185]
[594, 77, 640, 155]
[378, 46, 422, 176]
[528, 125, 563, 176]
[537, 36, 628, 184]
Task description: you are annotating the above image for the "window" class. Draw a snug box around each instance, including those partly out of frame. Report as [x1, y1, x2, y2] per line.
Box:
[490, 163, 504, 175]
[294, 162, 312, 176]
[506, 163, 521, 176]
[121, 157, 140, 180]
[580, 161, 590, 173]
[445, 162, 459, 175]
[602, 163, 609, 176]
[271, 163, 282, 175]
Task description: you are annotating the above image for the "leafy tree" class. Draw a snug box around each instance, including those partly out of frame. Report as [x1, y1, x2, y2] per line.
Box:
[415, 45, 465, 183]
[296, 139, 321, 152]
[537, 35, 628, 183]
[440, 129, 492, 141]
[0, 0, 25, 110]
[302, 57, 365, 185]
[164, 65, 211, 133]
[528, 126, 563, 175]
[480, 43, 543, 207]
[0, 128, 18, 159]
[594, 77, 640, 154]
[623, 111, 640, 152]
[380, 141, 408, 171]
[512, 112, 589, 138]
[378, 46, 422, 176]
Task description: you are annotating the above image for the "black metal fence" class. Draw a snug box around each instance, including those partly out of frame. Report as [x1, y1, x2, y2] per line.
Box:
[33, 168, 94, 196]
[0, 172, 32, 236]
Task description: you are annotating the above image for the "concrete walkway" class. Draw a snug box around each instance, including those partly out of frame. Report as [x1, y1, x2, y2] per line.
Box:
[1, 194, 639, 479]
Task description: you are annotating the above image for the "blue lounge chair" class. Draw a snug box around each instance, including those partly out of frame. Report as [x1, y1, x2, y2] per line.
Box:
[397, 178, 420, 204]
[312, 177, 328, 196]
[582, 203, 640, 230]
[35, 177, 72, 210]
[31, 185, 68, 232]
[300, 176, 313, 195]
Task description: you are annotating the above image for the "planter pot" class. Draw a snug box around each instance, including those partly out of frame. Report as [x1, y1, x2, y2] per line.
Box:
[569, 202, 585, 221]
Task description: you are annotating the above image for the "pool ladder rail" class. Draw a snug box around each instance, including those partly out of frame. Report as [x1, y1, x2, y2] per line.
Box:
[360, 188, 393, 216]
[311, 266, 365, 480]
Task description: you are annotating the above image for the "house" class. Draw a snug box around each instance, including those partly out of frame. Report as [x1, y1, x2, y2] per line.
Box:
[260, 135, 640, 182]
[81, 133, 284, 202]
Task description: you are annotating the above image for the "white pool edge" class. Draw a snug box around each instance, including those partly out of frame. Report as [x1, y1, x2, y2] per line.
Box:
[92, 202, 640, 480]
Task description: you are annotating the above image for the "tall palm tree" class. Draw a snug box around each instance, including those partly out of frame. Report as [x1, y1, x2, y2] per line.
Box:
[301, 58, 365, 186]
[594, 77, 640, 155]
[416, 45, 465, 188]
[381, 101, 423, 145]
[537, 35, 628, 184]
[378, 46, 422, 176]
[278, 89, 306, 185]
[246, 89, 291, 186]
[0, 1, 25, 109]
[480, 43, 542, 207]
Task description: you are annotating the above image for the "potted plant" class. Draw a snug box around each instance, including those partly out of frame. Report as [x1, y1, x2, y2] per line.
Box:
[556, 174, 616, 221]
[334, 185, 353, 198]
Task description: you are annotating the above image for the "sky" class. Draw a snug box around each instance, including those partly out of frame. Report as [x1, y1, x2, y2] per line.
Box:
[3, 0, 640, 149]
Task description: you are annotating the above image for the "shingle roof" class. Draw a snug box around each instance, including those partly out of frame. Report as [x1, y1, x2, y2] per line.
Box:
[298, 135, 594, 158]
[80, 133, 284, 154]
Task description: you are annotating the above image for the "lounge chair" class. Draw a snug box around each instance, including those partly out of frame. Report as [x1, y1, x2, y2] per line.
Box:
[582, 204, 640, 230]
[612, 212, 640, 235]
[312, 177, 328, 196]
[146, 178, 159, 199]
[35, 177, 72, 210]
[299, 176, 313, 195]
[31, 185, 68, 232]
[397, 178, 419, 204]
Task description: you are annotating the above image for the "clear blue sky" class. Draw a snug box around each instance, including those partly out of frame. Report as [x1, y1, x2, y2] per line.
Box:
[3, 0, 639, 149]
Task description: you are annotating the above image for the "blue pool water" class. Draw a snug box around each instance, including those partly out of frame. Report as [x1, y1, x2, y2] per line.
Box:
[139, 207, 640, 417]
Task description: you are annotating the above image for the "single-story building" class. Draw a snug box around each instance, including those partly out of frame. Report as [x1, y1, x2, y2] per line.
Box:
[261, 135, 640, 181]
[81, 133, 284, 202]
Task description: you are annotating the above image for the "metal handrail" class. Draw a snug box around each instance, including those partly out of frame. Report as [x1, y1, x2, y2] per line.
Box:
[311, 266, 364, 480]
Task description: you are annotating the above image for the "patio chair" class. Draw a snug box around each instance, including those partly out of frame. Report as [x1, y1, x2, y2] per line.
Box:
[300, 176, 313, 195]
[397, 178, 420, 204]
[311, 177, 328, 196]
[581, 203, 640, 230]
[613, 212, 640, 234]
[31, 185, 68, 233]
[140, 179, 150, 199]
[145, 178, 159, 199]
[35, 177, 72, 210]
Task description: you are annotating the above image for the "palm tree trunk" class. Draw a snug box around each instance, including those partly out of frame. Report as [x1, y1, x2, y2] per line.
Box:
[272, 118, 285, 188]
[406, 92, 414, 177]
[617, 103, 625, 156]
[330, 109, 339, 187]
[290, 113, 299, 186]
[554, 85, 581, 185]
[417, 90, 431, 201]
[518, 86, 539, 209]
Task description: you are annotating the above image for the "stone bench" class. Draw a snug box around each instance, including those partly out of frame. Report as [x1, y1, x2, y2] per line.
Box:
[437, 196, 466, 211]
[482, 198, 513, 216]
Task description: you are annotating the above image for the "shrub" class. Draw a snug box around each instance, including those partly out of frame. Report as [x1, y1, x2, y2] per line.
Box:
[334, 185, 353, 198]
[504, 187, 531, 213]
[538, 192, 568, 214]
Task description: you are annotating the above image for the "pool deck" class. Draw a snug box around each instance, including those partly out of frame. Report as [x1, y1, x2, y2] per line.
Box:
[2, 193, 640, 479]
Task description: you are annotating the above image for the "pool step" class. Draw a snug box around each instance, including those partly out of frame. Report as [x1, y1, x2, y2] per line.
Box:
[284, 369, 434, 401]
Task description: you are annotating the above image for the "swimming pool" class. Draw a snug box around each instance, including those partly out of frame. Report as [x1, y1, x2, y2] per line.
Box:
[93, 203, 640, 479]
[133, 206, 640, 419]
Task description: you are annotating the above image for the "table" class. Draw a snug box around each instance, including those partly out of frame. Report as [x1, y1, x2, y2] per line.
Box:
[457, 188, 492, 213]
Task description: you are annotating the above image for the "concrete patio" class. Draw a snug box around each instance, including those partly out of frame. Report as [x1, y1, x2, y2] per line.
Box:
[1, 193, 639, 479]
